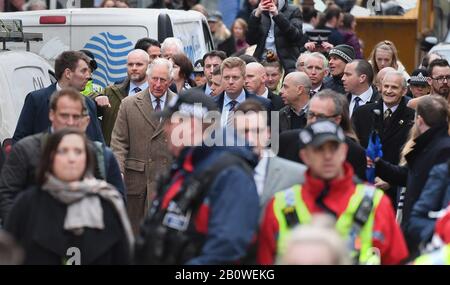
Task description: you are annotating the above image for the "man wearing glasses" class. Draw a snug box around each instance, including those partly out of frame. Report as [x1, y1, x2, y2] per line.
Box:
[111, 58, 176, 234]
[427, 59, 450, 101]
[279, 72, 312, 133]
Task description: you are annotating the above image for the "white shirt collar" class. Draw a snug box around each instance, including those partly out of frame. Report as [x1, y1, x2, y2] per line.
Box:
[129, 81, 148, 96]
[383, 102, 399, 113]
[205, 83, 213, 97]
[224, 89, 246, 107]
[56, 82, 63, 91]
[260, 87, 269, 99]
[150, 92, 167, 109]
[351, 86, 373, 105]
[313, 85, 322, 93]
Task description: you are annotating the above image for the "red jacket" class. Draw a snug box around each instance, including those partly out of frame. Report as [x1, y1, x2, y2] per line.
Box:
[257, 163, 409, 265]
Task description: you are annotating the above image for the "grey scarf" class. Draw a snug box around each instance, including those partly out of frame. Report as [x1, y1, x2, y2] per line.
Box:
[42, 175, 134, 252]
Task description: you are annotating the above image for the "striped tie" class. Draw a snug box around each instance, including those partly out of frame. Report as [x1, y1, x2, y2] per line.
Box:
[226, 100, 238, 127]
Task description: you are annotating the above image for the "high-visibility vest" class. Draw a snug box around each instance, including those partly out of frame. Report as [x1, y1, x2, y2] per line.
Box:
[273, 184, 384, 265]
[414, 244, 450, 265]
[81, 80, 103, 96]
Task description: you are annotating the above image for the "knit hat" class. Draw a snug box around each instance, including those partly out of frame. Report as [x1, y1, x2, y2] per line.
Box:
[329, 44, 355, 64]
[408, 68, 429, 86]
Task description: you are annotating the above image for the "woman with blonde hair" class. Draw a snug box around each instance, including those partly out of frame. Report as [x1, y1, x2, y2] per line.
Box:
[368, 40, 409, 81]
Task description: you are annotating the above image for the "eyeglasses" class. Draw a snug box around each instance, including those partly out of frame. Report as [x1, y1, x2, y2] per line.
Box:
[307, 111, 339, 120]
[431, 75, 450, 83]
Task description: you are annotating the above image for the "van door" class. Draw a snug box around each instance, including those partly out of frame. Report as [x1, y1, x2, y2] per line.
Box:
[172, 19, 210, 63]
[71, 26, 148, 88]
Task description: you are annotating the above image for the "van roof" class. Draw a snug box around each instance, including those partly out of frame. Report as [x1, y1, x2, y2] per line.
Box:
[2, 8, 207, 26]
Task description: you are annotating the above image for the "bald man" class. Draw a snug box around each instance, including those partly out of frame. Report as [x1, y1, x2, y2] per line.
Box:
[96, 49, 150, 145]
[279, 72, 312, 133]
[245, 62, 285, 111]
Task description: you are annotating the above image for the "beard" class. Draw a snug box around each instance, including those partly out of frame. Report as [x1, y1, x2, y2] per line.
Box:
[129, 73, 146, 83]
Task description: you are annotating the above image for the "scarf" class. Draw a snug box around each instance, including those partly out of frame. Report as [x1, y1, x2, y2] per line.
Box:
[42, 175, 134, 251]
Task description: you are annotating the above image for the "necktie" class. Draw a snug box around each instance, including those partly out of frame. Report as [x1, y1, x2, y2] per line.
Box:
[352, 96, 361, 115]
[383, 108, 392, 129]
[226, 100, 238, 127]
[309, 90, 316, 98]
[154, 98, 161, 111]
[133, 86, 141, 94]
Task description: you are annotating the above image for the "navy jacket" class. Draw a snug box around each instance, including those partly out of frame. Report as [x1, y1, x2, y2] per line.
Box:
[408, 162, 450, 246]
[13, 84, 104, 143]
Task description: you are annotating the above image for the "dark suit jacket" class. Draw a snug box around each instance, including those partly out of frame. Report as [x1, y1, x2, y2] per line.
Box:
[13, 84, 104, 143]
[277, 130, 367, 180]
[352, 97, 415, 164]
[267, 89, 285, 111]
[215, 89, 272, 111]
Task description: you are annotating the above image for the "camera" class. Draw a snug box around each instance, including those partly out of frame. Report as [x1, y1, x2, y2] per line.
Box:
[306, 29, 331, 46]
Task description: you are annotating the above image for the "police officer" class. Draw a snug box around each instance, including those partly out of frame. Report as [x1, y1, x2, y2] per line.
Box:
[257, 120, 409, 265]
[135, 89, 260, 265]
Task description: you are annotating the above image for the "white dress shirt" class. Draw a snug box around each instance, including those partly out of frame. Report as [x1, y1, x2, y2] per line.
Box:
[349, 86, 374, 117]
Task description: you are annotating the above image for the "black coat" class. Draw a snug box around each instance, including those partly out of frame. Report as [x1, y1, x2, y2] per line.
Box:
[278, 105, 307, 133]
[323, 76, 345, 95]
[267, 89, 285, 111]
[352, 97, 415, 164]
[375, 124, 450, 232]
[247, 2, 303, 73]
[12, 84, 104, 144]
[4, 187, 131, 265]
[277, 130, 367, 181]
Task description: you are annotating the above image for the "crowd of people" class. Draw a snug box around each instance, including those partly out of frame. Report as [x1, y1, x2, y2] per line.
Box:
[0, 0, 450, 266]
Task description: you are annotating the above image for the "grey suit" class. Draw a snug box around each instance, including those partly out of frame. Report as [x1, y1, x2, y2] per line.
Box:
[258, 155, 307, 218]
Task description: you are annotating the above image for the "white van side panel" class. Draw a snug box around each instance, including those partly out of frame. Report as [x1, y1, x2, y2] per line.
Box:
[0, 52, 53, 141]
[72, 26, 148, 87]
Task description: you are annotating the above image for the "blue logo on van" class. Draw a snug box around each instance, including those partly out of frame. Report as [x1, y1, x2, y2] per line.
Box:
[83, 33, 133, 88]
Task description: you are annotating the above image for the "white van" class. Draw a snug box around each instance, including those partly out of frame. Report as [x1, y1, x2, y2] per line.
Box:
[0, 24, 54, 142]
[1, 8, 214, 89]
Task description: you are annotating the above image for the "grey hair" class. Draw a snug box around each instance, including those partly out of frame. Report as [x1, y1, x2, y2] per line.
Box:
[147, 57, 174, 80]
[295, 51, 311, 70]
[161, 37, 184, 54]
[305, 52, 329, 69]
[312, 89, 344, 116]
[383, 71, 407, 88]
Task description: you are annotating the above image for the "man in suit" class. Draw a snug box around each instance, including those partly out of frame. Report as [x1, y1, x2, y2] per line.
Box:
[13, 50, 104, 143]
[245, 62, 285, 111]
[342, 59, 380, 118]
[279, 72, 312, 133]
[93, 49, 150, 145]
[304, 52, 329, 96]
[194, 50, 227, 97]
[234, 99, 306, 216]
[215, 57, 271, 127]
[111, 58, 176, 233]
[353, 71, 415, 204]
